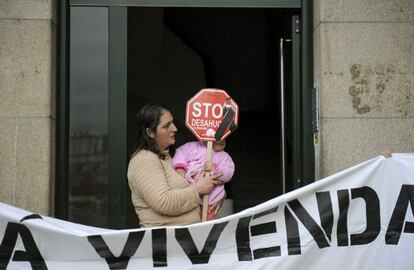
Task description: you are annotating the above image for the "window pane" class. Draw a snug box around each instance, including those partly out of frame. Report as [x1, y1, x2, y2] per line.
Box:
[69, 7, 109, 227]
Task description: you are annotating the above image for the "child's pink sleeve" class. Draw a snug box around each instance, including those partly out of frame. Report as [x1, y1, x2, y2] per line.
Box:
[172, 145, 188, 172]
[213, 152, 235, 183]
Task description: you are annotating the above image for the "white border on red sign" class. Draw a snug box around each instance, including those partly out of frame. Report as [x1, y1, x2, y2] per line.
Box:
[185, 88, 239, 141]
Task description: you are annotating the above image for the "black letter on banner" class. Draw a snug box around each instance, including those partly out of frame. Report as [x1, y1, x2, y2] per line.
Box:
[87, 231, 145, 270]
[386, 185, 414, 245]
[0, 222, 47, 270]
[20, 214, 43, 222]
[316, 192, 334, 242]
[337, 189, 350, 246]
[251, 207, 280, 260]
[175, 221, 229, 264]
[350, 186, 380, 245]
[236, 216, 253, 261]
[284, 207, 301, 255]
[152, 228, 167, 267]
[287, 199, 330, 249]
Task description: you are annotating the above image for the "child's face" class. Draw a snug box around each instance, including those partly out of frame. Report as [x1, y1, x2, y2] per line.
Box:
[213, 140, 226, 152]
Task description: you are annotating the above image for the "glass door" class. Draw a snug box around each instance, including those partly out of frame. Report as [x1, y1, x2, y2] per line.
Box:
[66, 6, 128, 229]
[68, 6, 110, 227]
[279, 15, 302, 193]
[58, 0, 313, 229]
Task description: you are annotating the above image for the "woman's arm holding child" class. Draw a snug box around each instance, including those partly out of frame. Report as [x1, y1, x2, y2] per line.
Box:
[172, 145, 188, 176]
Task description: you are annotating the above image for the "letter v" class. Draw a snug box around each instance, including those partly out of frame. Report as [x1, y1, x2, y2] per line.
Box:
[175, 221, 228, 264]
[88, 231, 145, 270]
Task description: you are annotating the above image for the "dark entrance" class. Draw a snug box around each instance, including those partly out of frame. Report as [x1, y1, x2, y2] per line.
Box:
[59, 0, 314, 229]
[127, 7, 299, 226]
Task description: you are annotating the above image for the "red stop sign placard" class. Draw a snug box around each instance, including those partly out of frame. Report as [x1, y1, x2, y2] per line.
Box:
[186, 88, 239, 141]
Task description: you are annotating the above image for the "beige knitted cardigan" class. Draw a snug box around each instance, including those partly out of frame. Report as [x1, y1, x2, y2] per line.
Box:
[127, 150, 201, 227]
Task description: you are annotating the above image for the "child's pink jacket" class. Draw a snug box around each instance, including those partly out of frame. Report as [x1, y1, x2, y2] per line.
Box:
[172, 141, 235, 205]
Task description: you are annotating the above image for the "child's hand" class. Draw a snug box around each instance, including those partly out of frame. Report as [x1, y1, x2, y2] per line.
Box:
[204, 161, 215, 172]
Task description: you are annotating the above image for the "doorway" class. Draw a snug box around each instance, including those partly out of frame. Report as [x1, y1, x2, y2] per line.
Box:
[126, 7, 299, 226]
[60, 0, 314, 229]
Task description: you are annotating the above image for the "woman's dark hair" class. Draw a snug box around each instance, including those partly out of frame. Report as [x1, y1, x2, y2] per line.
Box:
[133, 102, 170, 160]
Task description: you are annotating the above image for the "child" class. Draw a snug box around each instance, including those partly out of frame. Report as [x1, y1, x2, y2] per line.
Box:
[172, 140, 235, 220]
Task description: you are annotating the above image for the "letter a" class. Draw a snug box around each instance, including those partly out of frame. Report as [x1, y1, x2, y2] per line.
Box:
[0, 222, 47, 270]
[386, 185, 414, 245]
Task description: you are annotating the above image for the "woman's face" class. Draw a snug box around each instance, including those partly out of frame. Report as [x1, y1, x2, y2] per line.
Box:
[150, 110, 177, 151]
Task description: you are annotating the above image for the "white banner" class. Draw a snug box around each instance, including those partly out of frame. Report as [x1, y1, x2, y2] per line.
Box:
[1, 154, 414, 270]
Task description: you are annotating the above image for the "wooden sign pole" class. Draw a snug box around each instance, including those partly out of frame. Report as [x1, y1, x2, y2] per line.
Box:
[201, 141, 213, 222]
[185, 89, 238, 222]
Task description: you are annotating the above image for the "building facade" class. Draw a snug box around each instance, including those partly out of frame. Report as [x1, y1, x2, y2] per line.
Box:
[0, 0, 413, 228]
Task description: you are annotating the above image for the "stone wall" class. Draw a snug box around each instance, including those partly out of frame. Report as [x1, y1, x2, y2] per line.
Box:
[0, 0, 412, 215]
[314, 0, 414, 177]
[0, 0, 55, 214]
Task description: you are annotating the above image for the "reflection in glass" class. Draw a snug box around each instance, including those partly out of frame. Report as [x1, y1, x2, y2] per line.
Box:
[69, 7, 109, 227]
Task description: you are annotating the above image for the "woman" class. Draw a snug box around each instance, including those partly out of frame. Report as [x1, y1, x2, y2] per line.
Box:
[127, 103, 223, 227]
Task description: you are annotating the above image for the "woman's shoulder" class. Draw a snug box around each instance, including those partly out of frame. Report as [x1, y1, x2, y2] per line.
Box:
[130, 150, 159, 164]
[128, 150, 163, 175]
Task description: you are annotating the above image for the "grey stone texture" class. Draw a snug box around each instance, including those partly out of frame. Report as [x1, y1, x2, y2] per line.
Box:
[0, 0, 54, 214]
[315, 0, 414, 24]
[0, 19, 52, 118]
[321, 118, 414, 177]
[315, 0, 414, 178]
[14, 118, 52, 214]
[0, 118, 17, 205]
[318, 23, 414, 118]
[0, 118, 52, 214]
[0, 0, 52, 20]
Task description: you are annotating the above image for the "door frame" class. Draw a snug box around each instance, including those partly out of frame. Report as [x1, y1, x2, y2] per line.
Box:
[70, 0, 301, 8]
[56, 0, 314, 228]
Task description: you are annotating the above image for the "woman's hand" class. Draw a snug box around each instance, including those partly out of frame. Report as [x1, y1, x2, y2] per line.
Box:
[194, 173, 224, 195]
[382, 151, 392, 158]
